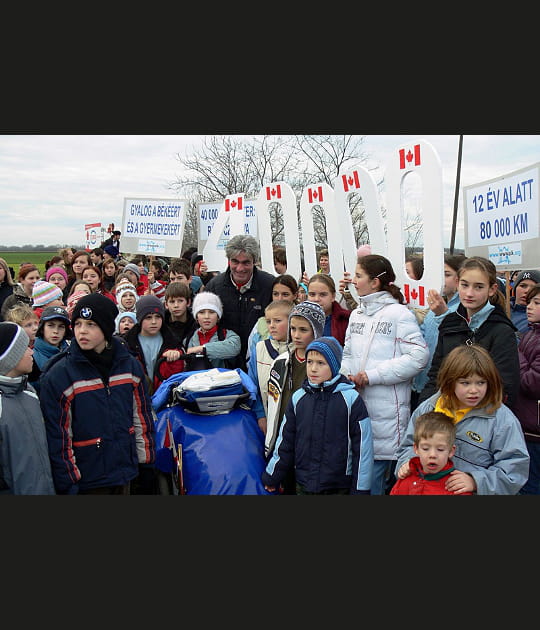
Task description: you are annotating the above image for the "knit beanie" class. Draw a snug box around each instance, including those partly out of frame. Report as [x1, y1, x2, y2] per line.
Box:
[32, 280, 64, 308]
[0, 322, 30, 376]
[115, 311, 137, 333]
[104, 245, 120, 258]
[192, 291, 223, 319]
[357, 244, 372, 258]
[115, 283, 138, 305]
[37, 305, 72, 338]
[124, 263, 141, 280]
[306, 336, 343, 378]
[136, 294, 165, 324]
[71, 293, 119, 341]
[514, 269, 540, 290]
[288, 300, 325, 341]
[45, 266, 69, 284]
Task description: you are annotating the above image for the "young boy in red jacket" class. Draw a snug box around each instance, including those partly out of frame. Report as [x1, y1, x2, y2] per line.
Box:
[390, 411, 472, 496]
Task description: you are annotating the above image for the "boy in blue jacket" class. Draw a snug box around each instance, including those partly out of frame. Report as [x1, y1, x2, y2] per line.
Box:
[262, 336, 374, 495]
[39, 293, 157, 495]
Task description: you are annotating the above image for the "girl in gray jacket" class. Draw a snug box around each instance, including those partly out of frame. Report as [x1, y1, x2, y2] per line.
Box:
[395, 344, 529, 495]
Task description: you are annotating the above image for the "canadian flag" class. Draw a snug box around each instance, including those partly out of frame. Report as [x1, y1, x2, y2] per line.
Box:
[403, 283, 426, 306]
[399, 144, 421, 170]
[225, 196, 243, 212]
[342, 171, 360, 193]
[266, 184, 282, 201]
[308, 186, 323, 204]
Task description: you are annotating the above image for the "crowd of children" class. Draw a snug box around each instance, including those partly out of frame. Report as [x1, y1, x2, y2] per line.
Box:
[0, 240, 538, 496]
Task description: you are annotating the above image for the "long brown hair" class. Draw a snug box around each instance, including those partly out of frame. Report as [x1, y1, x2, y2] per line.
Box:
[437, 344, 503, 414]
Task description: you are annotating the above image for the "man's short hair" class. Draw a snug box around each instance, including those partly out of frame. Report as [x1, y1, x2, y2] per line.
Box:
[225, 234, 259, 263]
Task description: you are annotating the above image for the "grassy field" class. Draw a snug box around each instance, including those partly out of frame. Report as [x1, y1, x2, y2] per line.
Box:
[1, 251, 59, 278]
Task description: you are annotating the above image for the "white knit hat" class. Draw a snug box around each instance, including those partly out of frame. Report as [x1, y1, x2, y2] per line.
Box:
[115, 283, 138, 305]
[115, 311, 137, 333]
[192, 291, 223, 319]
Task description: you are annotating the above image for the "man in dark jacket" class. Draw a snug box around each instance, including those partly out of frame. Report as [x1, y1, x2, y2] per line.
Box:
[101, 229, 121, 251]
[204, 234, 275, 372]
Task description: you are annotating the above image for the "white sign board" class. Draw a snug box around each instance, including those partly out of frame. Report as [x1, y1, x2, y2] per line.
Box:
[121, 197, 187, 258]
[85, 222, 101, 251]
[257, 182, 301, 280]
[198, 199, 257, 252]
[385, 139, 445, 307]
[463, 162, 540, 268]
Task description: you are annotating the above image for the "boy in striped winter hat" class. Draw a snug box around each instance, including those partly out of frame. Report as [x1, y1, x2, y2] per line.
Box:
[0, 321, 56, 494]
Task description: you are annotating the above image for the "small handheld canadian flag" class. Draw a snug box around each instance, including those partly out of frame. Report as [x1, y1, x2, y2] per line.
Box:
[403, 283, 426, 307]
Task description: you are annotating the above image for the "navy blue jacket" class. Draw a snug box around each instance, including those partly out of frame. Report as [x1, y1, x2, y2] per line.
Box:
[262, 374, 374, 494]
[39, 336, 156, 494]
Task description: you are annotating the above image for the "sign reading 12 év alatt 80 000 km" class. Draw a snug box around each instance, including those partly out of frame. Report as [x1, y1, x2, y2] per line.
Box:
[463, 162, 539, 268]
[121, 197, 188, 257]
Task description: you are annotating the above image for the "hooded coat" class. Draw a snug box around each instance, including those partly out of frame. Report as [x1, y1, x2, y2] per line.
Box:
[513, 322, 540, 443]
[340, 291, 430, 461]
[0, 374, 56, 495]
[262, 374, 374, 494]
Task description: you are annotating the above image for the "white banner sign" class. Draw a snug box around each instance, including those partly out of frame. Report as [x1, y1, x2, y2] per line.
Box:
[463, 163, 540, 267]
[198, 199, 257, 250]
[84, 222, 101, 251]
[121, 197, 187, 257]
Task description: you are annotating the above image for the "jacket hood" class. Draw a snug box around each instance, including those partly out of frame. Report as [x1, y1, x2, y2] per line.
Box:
[357, 291, 398, 317]
[0, 373, 28, 395]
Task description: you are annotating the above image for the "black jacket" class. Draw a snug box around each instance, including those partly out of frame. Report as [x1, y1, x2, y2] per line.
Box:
[0, 281, 14, 322]
[204, 266, 275, 371]
[418, 303, 520, 410]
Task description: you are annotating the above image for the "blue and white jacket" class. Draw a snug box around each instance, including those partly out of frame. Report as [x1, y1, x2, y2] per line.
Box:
[262, 374, 374, 494]
[39, 336, 156, 494]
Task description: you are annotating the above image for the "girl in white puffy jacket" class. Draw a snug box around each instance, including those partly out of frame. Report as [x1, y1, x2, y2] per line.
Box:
[340, 254, 429, 495]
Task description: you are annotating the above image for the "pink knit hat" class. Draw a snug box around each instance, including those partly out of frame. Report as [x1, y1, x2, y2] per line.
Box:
[32, 280, 64, 308]
[45, 266, 68, 284]
[357, 244, 372, 258]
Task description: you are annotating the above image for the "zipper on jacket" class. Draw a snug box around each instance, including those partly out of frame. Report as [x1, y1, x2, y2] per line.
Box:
[73, 437, 102, 448]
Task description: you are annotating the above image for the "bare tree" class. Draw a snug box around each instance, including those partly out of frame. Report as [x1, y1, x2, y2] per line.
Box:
[168, 134, 388, 253]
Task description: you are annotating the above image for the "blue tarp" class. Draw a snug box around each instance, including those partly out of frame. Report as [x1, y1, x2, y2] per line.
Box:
[152, 369, 271, 495]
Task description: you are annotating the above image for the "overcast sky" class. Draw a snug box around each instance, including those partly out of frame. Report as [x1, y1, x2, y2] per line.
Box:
[1, 134, 538, 251]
